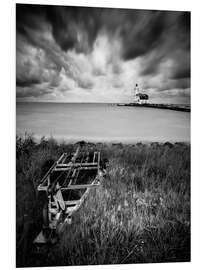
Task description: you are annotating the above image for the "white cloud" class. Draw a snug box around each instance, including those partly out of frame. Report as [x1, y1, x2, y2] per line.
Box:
[17, 28, 190, 104]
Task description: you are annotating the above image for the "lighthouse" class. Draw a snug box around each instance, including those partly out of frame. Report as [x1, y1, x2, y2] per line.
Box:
[133, 84, 149, 104]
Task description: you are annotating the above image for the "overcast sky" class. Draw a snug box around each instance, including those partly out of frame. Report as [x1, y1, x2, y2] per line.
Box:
[16, 4, 190, 103]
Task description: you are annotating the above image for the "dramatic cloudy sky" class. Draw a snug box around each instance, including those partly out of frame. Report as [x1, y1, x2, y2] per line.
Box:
[16, 4, 190, 103]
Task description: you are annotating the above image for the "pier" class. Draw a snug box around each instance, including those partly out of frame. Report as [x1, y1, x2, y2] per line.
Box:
[117, 103, 190, 112]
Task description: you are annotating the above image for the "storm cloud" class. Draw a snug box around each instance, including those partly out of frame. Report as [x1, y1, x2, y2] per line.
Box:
[16, 4, 190, 103]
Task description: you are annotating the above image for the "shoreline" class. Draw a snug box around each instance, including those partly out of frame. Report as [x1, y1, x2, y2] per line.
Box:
[16, 133, 190, 146]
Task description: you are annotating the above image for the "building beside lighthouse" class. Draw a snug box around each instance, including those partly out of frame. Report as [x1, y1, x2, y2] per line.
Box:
[133, 84, 149, 104]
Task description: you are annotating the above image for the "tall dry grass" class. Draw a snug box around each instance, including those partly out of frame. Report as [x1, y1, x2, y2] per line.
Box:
[16, 135, 190, 267]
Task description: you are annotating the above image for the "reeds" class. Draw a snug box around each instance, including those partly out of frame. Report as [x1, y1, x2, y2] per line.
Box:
[16, 135, 190, 267]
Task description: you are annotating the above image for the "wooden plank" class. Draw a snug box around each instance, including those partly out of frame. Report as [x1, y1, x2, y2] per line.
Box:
[54, 166, 98, 171]
[48, 175, 50, 186]
[65, 200, 81, 205]
[65, 205, 78, 213]
[55, 189, 66, 211]
[68, 168, 77, 186]
[71, 145, 81, 163]
[38, 185, 48, 191]
[61, 183, 100, 190]
[78, 166, 98, 170]
[93, 152, 97, 163]
[97, 152, 100, 170]
[55, 162, 98, 168]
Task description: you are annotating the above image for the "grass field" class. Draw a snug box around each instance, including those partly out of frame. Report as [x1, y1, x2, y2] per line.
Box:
[16, 135, 190, 267]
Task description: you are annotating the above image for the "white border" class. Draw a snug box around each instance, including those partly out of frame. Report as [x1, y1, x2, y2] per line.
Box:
[1, 0, 202, 269]
[15, 0, 192, 11]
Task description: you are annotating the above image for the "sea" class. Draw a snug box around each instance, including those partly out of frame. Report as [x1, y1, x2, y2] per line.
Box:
[16, 102, 190, 143]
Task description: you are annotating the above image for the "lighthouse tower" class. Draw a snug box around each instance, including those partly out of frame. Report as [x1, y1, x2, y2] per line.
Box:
[133, 84, 140, 103]
[133, 83, 149, 104]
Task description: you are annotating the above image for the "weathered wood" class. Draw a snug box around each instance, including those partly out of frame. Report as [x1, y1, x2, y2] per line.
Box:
[65, 205, 78, 213]
[65, 200, 81, 205]
[38, 185, 48, 191]
[71, 145, 81, 163]
[55, 189, 65, 210]
[97, 152, 100, 170]
[93, 151, 96, 163]
[61, 183, 100, 190]
[34, 145, 105, 244]
[54, 166, 98, 171]
[55, 162, 98, 168]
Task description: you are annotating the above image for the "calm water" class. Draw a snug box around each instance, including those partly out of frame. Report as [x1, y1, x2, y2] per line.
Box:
[16, 102, 190, 143]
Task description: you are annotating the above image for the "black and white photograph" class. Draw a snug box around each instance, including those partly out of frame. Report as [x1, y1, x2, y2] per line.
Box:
[16, 2, 191, 268]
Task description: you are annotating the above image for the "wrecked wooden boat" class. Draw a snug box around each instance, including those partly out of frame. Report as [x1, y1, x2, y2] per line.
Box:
[34, 142, 106, 244]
